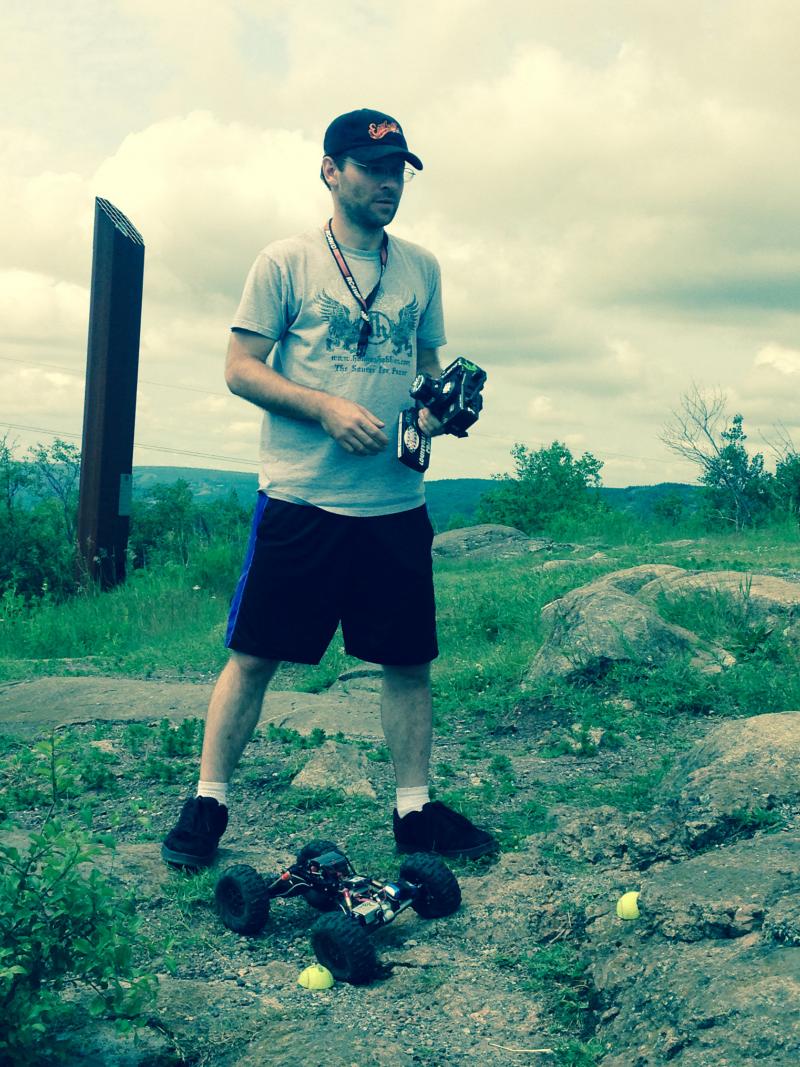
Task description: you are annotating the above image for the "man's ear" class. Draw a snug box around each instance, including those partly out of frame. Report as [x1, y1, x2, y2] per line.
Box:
[321, 155, 339, 189]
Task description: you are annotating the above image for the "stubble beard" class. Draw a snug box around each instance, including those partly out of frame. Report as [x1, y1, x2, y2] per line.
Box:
[340, 191, 400, 234]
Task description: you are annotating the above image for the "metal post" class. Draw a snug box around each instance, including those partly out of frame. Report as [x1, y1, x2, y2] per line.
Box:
[77, 198, 145, 589]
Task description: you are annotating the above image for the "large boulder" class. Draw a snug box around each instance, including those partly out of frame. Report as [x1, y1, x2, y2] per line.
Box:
[566, 563, 688, 596]
[591, 928, 800, 1066]
[657, 711, 800, 849]
[638, 570, 800, 625]
[431, 524, 537, 560]
[639, 832, 800, 942]
[587, 830, 800, 1065]
[523, 585, 731, 686]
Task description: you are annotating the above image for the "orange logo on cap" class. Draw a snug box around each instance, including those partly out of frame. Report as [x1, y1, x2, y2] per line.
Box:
[368, 120, 401, 140]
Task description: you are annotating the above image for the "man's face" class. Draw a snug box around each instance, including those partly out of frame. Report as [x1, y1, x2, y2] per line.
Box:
[327, 155, 406, 230]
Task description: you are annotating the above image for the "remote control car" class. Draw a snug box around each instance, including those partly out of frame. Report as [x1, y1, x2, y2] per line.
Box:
[214, 840, 461, 985]
[398, 356, 487, 471]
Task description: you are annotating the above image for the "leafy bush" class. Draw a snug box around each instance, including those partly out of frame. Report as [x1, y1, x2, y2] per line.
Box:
[0, 819, 157, 1065]
[478, 441, 606, 535]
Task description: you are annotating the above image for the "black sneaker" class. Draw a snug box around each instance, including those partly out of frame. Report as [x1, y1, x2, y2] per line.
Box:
[393, 801, 498, 859]
[161, 796, 228, 868]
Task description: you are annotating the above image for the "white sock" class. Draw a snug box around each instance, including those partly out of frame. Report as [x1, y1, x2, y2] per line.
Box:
[396, 785, 430, 819]
[197, 780, 228, 807]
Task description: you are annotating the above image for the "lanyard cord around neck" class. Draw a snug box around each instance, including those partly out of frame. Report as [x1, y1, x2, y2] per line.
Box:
[323, 219, 388, 325]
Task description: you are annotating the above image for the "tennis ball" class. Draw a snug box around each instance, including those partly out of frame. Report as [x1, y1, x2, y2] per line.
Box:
[616, 891, 640, 920]
[298, 964, 335, 989]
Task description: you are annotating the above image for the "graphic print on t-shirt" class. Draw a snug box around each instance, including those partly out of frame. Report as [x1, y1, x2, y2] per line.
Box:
[315, 291, 419, 369]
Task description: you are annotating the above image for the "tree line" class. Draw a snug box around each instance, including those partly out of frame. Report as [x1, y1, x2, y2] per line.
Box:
[3, 389, 800, 605]
[0, 436, 250, 604]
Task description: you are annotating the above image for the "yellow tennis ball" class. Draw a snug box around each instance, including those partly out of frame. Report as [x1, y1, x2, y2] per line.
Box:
[298, 964, 335, 990]
[616, 891, 640, 920]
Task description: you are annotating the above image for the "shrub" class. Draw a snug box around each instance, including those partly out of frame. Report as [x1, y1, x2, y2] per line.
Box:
[0, 819, 157, 1065]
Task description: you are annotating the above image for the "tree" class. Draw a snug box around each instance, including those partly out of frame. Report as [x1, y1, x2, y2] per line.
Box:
[477, 441, 605, 535]
[0, 438, 81, 601]
[775, 452, 800, 521]
[652, 491, 685, 526]
[27, 438, 81, 543]
[129, 480, 197, 567]
[0, 434, 33, 517]
[661, 387, 773, 531]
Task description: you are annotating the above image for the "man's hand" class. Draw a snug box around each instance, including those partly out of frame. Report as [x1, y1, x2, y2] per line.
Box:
[418, 407, 445, 437]
[318, 395, 389, 455]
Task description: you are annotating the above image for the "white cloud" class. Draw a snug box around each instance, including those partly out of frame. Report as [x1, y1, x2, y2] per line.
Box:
[755, 343, 800, 376]
[0, 270, 88, 344]
[528, 395, 554, 418]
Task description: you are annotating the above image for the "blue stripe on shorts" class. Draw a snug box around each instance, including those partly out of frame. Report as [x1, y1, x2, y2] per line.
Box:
[225, 492, 269, 647]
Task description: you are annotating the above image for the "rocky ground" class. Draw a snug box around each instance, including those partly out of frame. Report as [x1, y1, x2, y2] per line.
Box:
[3, 536, 800, 1065]
[2, 671, 799, 1066]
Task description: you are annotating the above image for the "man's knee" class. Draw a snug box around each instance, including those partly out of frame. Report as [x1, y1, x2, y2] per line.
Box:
[382, 661, 431, 688]
[229, 651, 280, 685]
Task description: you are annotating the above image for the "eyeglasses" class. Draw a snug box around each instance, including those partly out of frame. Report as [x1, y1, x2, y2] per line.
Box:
[344, 158, 416, 183]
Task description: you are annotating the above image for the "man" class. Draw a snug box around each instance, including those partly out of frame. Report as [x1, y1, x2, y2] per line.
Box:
[161, 108, 497, 869]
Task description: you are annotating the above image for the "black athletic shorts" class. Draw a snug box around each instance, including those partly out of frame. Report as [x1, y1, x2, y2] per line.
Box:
[225, 494, 438, 666]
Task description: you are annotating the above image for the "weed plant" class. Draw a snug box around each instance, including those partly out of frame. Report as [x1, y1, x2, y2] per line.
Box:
[0, 733, 161, 1064]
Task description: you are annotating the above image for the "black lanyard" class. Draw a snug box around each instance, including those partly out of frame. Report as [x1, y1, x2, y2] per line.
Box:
[323, 220, 388, 358]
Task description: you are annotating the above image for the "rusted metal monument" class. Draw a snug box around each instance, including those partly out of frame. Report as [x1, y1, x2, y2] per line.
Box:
[77, 198, 145, 588]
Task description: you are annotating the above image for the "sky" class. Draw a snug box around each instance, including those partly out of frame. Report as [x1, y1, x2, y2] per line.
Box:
[2, 0, 800, 487]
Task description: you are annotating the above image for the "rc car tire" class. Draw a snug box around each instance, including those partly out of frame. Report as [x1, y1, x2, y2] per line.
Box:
[399, 853, 461, 919]
[296, 839, 341, 863]
[310, 913, 377, 985]
[296, 839, 342, 911]
[215, 864, 270, 936]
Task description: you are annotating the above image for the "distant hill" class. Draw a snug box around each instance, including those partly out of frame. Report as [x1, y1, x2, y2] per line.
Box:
[132, 467, 497, 527]
[133, 466, 258, 501]
[600, 482, 701, 519]
[132, 468, 699, 529]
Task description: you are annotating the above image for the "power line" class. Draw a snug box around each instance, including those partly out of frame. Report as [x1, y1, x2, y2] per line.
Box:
[0, 353, 232, 399]
[469, 427, 667, 465]
[3, 354, 671, 466]
[0, 420, 259, 467]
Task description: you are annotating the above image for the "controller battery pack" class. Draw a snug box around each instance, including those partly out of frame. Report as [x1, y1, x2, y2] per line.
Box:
[397, 408, 432, 472]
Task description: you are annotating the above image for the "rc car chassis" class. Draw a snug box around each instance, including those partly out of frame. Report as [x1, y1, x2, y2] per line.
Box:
[215, 840, 461, 984]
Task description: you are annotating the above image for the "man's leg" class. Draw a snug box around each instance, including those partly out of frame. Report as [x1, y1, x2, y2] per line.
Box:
[384, 660, 499, 860]
[200, 651, 281, 782]
[161, 651, 279, 867]
[380, 661, 432, 789]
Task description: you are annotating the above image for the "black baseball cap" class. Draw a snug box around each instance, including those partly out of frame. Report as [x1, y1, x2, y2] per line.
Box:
[323, 108, 423, 171]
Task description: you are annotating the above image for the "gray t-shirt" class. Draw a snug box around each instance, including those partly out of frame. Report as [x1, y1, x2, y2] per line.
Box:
[231, 226, 447, 516]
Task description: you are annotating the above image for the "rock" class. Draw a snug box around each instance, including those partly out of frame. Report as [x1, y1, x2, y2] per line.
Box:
[593, 936, 800, 1067]
[548, 805, 681, 869]
[326, 665, 383, 696]
[590, 835, 800, 1065]
[538, 558, 607, 573]
[431, 524, 532, 560]
[523, 585, 727, 686]
[765, 896, 800, 947]
[290, 740, 376, 798]
[527, 538, 557, 554]
[638, 569, 800, 625]
[564, 563, 688, 597]
[0, 677, 382, 739]
[658, 712, 800, 848]
[639, 832, 800, 942]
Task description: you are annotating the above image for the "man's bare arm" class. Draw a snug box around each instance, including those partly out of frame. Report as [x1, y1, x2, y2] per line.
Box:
[415, 346, 445, 436]
[416, 346, 443, 379]
[225, 329, 389, 455]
